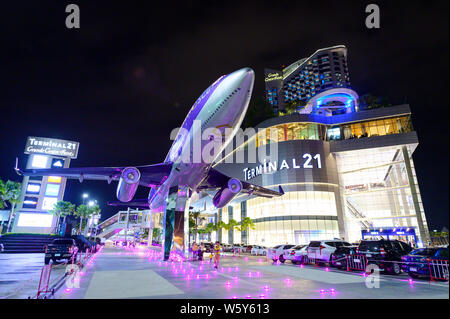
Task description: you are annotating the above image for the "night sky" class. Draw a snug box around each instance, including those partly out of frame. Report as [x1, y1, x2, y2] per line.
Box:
[0, 1, 448, 230]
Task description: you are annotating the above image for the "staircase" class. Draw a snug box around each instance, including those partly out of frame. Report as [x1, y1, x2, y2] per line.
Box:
[0, 234, 61, 253]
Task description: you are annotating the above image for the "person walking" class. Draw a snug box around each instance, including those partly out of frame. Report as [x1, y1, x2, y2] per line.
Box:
[213, 241, 221, 269]
[192, 242, 198, 260]
[198, 243, 204, 261]
[209, 243, 214, 263]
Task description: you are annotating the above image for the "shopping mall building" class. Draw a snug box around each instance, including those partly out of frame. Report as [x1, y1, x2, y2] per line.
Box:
[190, 46, 430, 248]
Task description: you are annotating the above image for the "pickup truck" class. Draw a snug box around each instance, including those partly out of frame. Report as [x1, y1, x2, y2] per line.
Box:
[45, 238, 78, 264]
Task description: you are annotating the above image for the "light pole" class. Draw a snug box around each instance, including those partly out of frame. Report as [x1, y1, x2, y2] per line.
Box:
[86, 200, 97, 236]
[82, 193, 89, 205]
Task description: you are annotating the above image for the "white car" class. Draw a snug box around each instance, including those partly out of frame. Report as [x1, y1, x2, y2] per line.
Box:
[306, 240, 353, 264]
[267, 244, 296, 263]
[283, 245, 306, 263]
[251, 245, 267, 256]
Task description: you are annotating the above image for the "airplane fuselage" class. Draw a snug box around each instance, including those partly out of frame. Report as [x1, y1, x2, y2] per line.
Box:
[148, 68, 254, 211]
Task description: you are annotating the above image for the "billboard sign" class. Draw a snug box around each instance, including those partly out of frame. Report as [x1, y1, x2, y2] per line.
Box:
[24, 136, 79, 159]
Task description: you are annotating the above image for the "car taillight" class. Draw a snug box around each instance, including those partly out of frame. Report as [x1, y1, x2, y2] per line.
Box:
[356, 248, 359, 253]
[290, 250, 295, 255]
[69, 246, 73, 253]
[380, 247, 386, 254]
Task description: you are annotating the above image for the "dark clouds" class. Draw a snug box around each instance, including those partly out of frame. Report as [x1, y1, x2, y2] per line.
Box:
[0, 1, 448, 229]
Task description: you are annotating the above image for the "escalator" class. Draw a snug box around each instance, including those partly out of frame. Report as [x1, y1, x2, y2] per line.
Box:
[346, 198, 372, 230]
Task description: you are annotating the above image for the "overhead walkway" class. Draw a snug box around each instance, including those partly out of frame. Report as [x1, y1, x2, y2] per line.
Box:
[97, 210, 146, 239]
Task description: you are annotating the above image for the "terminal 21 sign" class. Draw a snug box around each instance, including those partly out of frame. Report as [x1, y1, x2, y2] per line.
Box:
[24, 136, 79, 159]
[243, 153, 322, 181]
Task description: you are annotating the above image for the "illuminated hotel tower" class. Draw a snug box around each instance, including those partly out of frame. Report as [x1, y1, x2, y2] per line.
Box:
[265, 45, 353, 114]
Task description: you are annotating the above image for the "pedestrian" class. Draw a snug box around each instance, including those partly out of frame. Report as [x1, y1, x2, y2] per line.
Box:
[198, 243, 204, 261]
[209, 244, 214, 263]
[192, 242, 198, 260]
[213, 241, 221, 269]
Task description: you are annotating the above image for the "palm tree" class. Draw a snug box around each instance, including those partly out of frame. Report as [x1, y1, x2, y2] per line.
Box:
[226, 219, 240, 245]
[74, 204, 91, 235]
[189, 211, 205, 242]
[237, 217, 255, 232]
[49, 201, 75, 234]
[86, 204, 101, 235]
[0, 179, 22, 233]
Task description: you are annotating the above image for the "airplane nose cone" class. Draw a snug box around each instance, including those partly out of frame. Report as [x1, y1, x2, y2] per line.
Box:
[238, 67, 254, 80]
[234, 67, 254, 89]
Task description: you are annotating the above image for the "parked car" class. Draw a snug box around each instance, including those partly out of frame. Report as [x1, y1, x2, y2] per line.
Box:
[307, 240, 353, 265]
[267, 244, 295, 263]
[232, 244, 245, 254]
[356, 239, 413, 275]
[330, 245, 358, 269]
[283, 245, 305, 263]
[291, 246, 309, 264]
[251, 245, 267, 256]
[45, 238, 78, 264]
[224, 244, 234, 252]
[243, 245, 253, 253]
[71, 235, 97, 253]
[401, 246, 449, 280]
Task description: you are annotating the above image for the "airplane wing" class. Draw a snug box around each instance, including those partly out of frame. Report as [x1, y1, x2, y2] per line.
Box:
[15, 159, 172, 188]
[107, 199, 150, 207]
[200, 167, 284, 198]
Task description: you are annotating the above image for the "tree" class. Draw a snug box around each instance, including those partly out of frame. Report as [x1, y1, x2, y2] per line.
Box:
[237, 217, 255, 232]
[0, 179, 22, 233]
[359, 94, 392, 110]
[242, 96, 276, 128]
[49, 201, 75, 234]
[189, 211, 205, 242]
[86, 204, 101, 235]
[74, 204, 91, 235]
[283, 99, 308, 115]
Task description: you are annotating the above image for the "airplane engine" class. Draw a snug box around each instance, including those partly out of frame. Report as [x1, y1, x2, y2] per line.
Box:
[213, 178, 242, 208]
[116, 167, 141, 202]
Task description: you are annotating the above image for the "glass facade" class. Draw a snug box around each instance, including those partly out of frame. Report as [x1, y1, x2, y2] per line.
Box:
[335, 145, 427, 244]
[254, 116, 412, 147]
[329, 115, 412, 140]
[256, 123, 327, 147]
[216, 191, 339, 246]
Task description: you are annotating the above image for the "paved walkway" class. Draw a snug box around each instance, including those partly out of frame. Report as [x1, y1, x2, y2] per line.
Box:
[55, 247, 449, 299]
[0, 253, 67, 299]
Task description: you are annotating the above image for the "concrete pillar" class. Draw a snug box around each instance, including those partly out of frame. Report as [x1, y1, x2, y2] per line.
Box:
[402, 146, 429, 245]
[161, 186, 190, 260]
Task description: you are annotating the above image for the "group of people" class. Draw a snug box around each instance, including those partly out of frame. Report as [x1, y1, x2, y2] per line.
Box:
[191, 241, 221, 269]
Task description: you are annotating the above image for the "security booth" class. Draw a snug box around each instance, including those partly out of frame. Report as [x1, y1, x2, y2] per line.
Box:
[362, 227, 418, 247]
[12, 136, 79, 234]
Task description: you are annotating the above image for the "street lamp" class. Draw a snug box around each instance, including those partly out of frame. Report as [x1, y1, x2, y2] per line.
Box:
[82, 193, 89, 205]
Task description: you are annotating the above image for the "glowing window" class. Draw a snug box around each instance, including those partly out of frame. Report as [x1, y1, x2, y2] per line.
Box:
[45, 184, 60, 197]
[31, 155, 48, 168]
[26, 183, 41, 194]
[17, 213, 53, 227]
[42, 197, 58, 210]
[47, 176, 62, 183]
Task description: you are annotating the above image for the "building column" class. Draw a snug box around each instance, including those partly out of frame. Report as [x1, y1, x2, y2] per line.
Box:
[402, 146, 429, 244]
